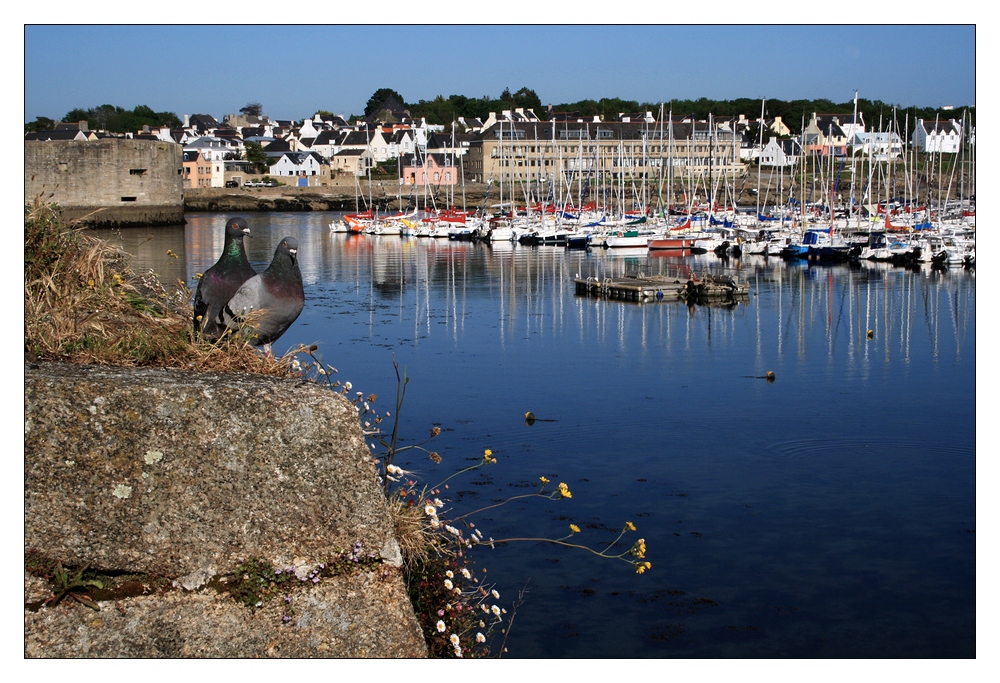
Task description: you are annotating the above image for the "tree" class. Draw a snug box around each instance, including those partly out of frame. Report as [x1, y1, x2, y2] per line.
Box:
[511, 87, 542, 112]
[244, 141, 269, 174]
[240, 102, 263, 117]
[365, 88, 405, 118]
[25, 116, 56, 132]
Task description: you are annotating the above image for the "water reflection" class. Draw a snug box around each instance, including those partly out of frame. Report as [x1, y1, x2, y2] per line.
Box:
[89, 212, 975, 658]
[93, 212, 975, 373]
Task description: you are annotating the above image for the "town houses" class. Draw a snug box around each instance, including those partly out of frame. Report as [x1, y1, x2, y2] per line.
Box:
[25, 96, 973, 191]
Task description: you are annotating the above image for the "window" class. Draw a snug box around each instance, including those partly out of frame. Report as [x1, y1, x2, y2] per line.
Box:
[129, 168, 147, 175]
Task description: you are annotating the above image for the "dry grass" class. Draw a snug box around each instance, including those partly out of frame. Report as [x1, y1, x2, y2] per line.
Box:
[23, 198, 294, 376]
[390, 497, 434, 573]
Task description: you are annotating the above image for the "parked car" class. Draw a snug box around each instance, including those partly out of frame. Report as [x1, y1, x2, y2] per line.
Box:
[225, 180, 238, 188]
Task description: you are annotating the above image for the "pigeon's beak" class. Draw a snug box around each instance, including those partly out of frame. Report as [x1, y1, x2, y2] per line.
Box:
[243, 228, 251, 237]
[288, 248, 297, 264]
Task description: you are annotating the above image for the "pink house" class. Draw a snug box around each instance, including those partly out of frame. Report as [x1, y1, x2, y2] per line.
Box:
[400, 153, 458, 187]
[182, 150, 213, 188]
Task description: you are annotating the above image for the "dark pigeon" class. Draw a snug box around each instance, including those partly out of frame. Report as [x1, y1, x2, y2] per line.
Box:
[193, 217, 256, 340]
[218, 236, 305, 356]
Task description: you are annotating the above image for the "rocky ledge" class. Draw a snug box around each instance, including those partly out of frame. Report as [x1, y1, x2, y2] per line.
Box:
[24, 362, 427, 658]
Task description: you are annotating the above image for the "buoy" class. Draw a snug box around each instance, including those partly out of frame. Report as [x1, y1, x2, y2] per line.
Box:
[766, 371, 775, 383]
[866, 329, 874, 340]
[524, 411, 536, 426]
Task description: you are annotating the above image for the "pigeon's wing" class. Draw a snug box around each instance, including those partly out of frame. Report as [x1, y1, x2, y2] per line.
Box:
[218, 275, 266, 330]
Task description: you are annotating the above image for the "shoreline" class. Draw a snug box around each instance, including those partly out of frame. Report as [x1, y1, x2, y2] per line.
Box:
[183, 168, 956, 215]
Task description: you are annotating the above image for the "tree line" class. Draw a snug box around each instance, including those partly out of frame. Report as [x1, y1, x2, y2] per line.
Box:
[399, 89, 974, 135]
[25, 104, 182, 134]
[25, 89, 973, 136]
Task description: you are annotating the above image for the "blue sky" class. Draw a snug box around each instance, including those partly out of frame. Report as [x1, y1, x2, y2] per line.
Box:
[24, 25, 975, 124]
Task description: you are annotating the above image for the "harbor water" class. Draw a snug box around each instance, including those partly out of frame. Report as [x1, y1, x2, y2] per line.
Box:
[94, 211, 976, 658]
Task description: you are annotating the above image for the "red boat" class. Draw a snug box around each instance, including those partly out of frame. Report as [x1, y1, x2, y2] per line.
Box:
[648, 235, 699, 250]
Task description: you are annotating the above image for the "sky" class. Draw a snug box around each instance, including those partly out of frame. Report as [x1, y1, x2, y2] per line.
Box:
[23, 24, 976, 125]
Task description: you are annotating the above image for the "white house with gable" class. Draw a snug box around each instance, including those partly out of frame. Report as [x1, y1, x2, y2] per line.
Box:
[270, 151, 327, 185]
[911, 119, 964, 153]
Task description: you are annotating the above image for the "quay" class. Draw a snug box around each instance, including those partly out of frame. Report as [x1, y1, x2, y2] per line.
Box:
[574, 273, 750, 303]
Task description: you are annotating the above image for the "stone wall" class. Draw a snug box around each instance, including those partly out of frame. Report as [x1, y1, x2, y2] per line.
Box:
[24, 139, 185, 227]
[24, 362, 427, 658]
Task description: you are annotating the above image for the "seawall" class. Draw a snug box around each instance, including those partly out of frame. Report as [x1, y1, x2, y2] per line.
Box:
[24, 362, 427, 658]
[25, 139, 185, 228]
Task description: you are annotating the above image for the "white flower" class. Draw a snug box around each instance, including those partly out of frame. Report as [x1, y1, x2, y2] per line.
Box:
[445, 570, 454, 579]
[449, 633, 460, 646]
[425, 504, 437, 516]
[444, 579, 453, 590]
[461, 568, 471, 579]
[436, 620, 446, 633]
[453, 646, 463, 658]
[344, 382, 352, 391]
[433, 498, 443, 508]
[491, 605, 501, 617]
[476, 632, 486, 643]
[491, 589, 500, 599]
[430, 518, 440, 528]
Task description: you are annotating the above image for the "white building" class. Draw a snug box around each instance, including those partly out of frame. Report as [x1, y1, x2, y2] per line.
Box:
[183, 136, 240, 187]
[848, 131, 903, 160]
[759, 138, 802, 167]
[911, 119, 964, 153]
[270, 151, 325, 184]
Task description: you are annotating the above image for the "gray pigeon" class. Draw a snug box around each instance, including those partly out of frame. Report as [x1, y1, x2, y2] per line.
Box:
[218, 236, 305, 356]
[193, 217, 256, 340]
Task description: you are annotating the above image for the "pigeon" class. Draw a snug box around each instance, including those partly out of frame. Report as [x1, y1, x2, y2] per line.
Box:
[218, 236, 305, 356]
[193, 217, 256, 340]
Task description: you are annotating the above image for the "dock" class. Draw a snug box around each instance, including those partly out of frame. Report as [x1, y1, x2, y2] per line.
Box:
[574, 273, 750, 303]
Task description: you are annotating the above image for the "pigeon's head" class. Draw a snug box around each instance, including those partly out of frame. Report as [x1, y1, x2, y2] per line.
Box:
[278, 236, 299, 266]
[225, 217, 251, 238]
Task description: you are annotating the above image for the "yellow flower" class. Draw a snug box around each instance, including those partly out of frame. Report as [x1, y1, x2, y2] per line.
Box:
[560, 487, 572, 499]
[569, 524, 580, 533]
[635, 563, 646, 574]
[626, 521, 636, 532]
[484, 449, 492, 457]
[539, 476, 550, 485]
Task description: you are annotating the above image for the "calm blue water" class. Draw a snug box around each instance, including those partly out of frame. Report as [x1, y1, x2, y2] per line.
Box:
[96, 212, 976, 658]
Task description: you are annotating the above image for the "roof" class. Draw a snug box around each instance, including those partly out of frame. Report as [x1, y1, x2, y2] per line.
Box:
[188, 114, 219, 131]
[476, 119, 698, 142]
[24, 129, 89, 141]
[274, 151, 325, 165]
[921, 119, 960, 134]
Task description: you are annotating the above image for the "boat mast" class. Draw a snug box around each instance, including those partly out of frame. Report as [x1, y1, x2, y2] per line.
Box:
[756, 98, 765, 226]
